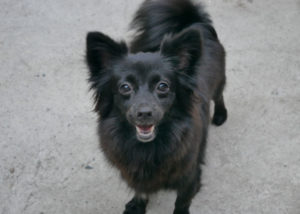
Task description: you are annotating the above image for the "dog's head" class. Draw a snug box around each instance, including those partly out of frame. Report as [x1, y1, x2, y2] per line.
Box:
[86, 29, 202, 142]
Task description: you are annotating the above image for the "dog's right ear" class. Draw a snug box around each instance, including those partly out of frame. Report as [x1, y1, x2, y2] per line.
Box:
[86, 32, 128, 118]
[86, 32, 128, 78]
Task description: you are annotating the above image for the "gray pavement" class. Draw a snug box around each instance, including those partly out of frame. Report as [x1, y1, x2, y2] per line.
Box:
[0, 0, 299, 213]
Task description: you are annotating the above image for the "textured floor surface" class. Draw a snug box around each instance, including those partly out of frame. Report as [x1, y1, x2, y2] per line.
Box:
[0, 0, 299, 213]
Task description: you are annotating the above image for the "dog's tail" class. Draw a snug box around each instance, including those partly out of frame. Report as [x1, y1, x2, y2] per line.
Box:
[130, 0, 217, 53]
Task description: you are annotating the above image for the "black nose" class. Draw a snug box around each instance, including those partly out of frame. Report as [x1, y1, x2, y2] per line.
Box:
[137, 106, 152, 119]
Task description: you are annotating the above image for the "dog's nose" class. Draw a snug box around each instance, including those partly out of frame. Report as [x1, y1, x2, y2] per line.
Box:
[137, 106, 152, 119]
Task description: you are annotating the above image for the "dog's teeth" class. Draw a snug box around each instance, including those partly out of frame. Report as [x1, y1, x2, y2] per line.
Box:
[150, 126, 154, 132]
[136, 125, 155, 138]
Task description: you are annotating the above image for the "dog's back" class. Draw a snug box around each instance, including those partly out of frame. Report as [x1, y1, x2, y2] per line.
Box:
[130, 0, 218, 53]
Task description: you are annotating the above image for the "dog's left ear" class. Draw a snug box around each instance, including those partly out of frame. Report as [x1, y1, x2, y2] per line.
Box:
[160, 29, 202, 76]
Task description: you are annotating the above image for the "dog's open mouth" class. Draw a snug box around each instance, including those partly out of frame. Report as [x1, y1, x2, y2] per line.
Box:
[135, 125, 156, 142]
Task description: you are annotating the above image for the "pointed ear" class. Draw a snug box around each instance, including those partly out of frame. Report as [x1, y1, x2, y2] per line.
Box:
[160, 29, 202, 76]
[86, 32, 128, 118]
[86, 32, 128, 77]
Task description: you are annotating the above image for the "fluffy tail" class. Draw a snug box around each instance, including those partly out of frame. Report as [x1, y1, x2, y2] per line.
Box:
[130, 0, 217, 53]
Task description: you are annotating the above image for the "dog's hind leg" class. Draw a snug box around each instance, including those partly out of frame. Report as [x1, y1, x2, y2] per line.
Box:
[173, 168, 201, 214]
[212, 79, 227, 126]
[123, 193, 148, 214]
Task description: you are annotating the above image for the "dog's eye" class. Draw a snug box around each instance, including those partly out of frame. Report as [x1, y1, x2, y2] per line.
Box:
[119, 83, 132, 95]
[156, 82, 169, 93]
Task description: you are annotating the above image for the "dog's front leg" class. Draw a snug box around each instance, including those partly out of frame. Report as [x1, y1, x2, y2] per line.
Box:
[123, 193, 149, 214]
[173, 168, 201, 214]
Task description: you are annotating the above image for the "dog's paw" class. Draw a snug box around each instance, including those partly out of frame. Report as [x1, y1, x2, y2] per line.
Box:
[212, 109, 227, 126]
[212, 108, 227, 126]
[123, 198, 147, 214]
[173, 208, 190, 214]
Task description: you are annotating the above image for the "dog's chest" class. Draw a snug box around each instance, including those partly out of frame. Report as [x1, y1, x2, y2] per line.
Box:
[119, 159, 182, 192]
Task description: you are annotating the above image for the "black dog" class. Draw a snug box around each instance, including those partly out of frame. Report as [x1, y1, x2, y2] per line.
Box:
[85, 0, 227, 213]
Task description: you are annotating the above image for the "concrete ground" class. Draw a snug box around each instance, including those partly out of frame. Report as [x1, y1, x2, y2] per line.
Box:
[1, 0, 299, 213]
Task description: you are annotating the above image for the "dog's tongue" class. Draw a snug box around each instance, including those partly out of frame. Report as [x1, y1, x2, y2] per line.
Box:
[135, 125, 155, 142]
[138, 125, 153, 132]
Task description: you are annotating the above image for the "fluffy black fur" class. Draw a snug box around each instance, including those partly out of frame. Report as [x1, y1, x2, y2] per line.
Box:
[85, 0, 227, 213]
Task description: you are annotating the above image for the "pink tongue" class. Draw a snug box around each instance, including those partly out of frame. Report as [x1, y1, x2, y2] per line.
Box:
[138, 125, 152, 132]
